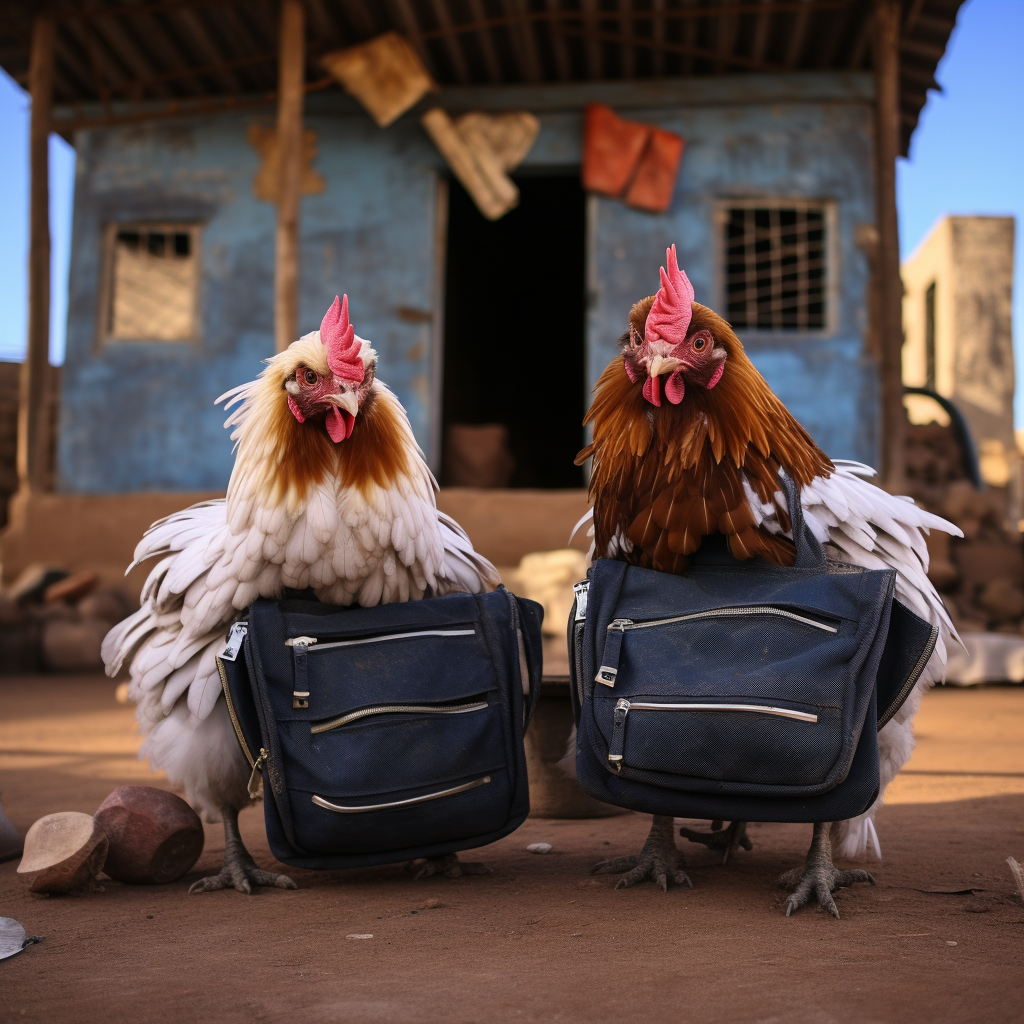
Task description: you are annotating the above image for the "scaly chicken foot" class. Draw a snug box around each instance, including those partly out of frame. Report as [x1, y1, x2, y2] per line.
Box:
[189, 806, 297, 894]
[779, 821, 874, 918]
[592, 815, 692, 892]
[409, 853, 492, 880]
[679, 819, 752, 864]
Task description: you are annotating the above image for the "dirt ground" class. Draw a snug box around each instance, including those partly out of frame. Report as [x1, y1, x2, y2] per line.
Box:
[1, 676, 1022, 1024]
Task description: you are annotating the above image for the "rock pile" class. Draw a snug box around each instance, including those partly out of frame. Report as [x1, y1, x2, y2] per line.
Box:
[904, 423, 1024, 636]
[0, 566, 135, 674]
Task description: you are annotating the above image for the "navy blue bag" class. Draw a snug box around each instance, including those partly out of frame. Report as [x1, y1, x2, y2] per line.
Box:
[216, 587, 543, 870]
[568, 479, 937, 824]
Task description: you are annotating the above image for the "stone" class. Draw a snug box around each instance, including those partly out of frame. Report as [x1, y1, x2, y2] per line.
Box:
[0, 623, 42, 674]
[43, 571, 99, 605]
[94, 786, 204, 885]
[17, 812, 108, 894]
[41, 618, 108, 672]
[0, 593, 26, 628]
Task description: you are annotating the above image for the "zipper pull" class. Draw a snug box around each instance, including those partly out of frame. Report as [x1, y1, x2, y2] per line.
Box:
[289, 638, 314, 709]
[220, 622, 248, 662]
[572, 581, 590, 621]
[247, 748, 267, 799]
[607, 699, 630, 772]
[595, 620, 631, 687]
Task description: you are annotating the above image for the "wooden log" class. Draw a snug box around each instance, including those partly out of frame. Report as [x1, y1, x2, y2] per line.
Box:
[94, 786, 204, 885]
[874, 0, 906, 490]
[17, 812, 108, 894]
[274, 0, 304, 353]
[18, 11, 55, 493]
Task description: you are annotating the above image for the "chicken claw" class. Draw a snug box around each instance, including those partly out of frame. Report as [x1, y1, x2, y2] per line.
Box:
[779, 821, 874, 918]
[189, 806, 297, 895]
[409, 853, 491, 880]
[679, 819, 753, 864]
[592, 815, 692, 892]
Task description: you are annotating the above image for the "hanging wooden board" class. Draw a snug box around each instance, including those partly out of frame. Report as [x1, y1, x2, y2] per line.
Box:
[321, 32, 437, 128]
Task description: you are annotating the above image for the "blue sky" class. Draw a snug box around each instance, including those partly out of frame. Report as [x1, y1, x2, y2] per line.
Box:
[0, 0, 1021, 411]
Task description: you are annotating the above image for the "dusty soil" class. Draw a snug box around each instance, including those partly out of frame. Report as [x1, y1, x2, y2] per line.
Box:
[1, 676, 1022, 1024]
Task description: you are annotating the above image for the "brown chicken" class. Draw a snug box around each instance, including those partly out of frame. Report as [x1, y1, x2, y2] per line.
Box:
[576, 246, 958, 917]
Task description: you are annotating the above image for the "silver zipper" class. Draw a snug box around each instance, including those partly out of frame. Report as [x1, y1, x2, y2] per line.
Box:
[220, 621, 248, 661]
[285, 628, 475, 652]
[608, 606, 838, 634]
[311, 700, 488, 735]
[573, 581, 590, 621]
[614, 697, 818, 723]
[311, 775, 491, 814]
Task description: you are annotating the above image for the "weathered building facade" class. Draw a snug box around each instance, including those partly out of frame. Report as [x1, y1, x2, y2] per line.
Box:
[60, 73, 879, 492]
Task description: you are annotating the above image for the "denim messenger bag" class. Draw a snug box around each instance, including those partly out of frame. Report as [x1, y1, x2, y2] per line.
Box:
[217, 586, 543, 870]
[569, 477, 938, 824]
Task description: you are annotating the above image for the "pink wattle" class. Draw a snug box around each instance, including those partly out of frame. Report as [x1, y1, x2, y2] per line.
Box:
[325, 406, 353, 443]
[705, 362, 725, 390]
[287, 395, 306, 423]
[665, 371, 685, 404]
[643, 374, 662, 406]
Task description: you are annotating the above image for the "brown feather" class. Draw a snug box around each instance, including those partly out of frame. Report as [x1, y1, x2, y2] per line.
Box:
[582, 301, 832, 572]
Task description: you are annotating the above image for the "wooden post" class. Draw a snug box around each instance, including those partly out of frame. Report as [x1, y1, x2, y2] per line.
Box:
[873, 0, 905, 491]
[274, 0, 304, 353]
[18, 11, 55, 491]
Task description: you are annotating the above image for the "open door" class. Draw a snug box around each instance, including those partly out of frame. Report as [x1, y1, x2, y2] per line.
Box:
[441, 174, 586, 489]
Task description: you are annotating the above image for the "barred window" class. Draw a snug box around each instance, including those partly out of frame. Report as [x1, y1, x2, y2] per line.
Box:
[103, 222, 200, 343]
[723, 206, 827, 331]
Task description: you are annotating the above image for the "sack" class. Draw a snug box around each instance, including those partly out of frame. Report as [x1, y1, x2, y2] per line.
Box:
[216, 587, 543, 870]
[568, 477, 938, 824]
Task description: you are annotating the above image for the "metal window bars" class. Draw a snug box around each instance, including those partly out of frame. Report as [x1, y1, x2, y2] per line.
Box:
[724, 206, 827, 331]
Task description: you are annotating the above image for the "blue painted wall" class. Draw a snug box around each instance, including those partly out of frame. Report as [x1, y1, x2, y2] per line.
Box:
[57, 73, 878, 493]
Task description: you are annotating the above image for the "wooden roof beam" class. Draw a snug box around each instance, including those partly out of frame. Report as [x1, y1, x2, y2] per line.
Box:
[474, 0, 506, 81]
[715, 9, 740, 75]
[123, 12, 205, 96]
[506, 0, 544, 83]
[303, 0, 347, 48]
[619, 0, 635, 79]
[649, 0, 666, 77]
[784, 0, 813, 68]
[171, 8, 244, 91]
[88, 15, 174, 99]
[580, 0, 603, 79]
[428, 0, 471, 83]
[335, 0, 377, 38]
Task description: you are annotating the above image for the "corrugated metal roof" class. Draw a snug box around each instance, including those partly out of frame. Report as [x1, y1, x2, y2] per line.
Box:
[0, 0, 962, 153]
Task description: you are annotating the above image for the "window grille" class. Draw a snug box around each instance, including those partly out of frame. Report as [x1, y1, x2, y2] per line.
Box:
[723, 206, 827, 331]
[104, 223, 200, 342]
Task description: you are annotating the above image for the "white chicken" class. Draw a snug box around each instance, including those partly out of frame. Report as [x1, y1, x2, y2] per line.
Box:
[103, 295, 499, 893]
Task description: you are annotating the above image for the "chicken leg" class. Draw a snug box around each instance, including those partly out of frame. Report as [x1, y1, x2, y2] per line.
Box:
[409, 853, 492, 879]
[592, 815, 692, 891]
[189, 806, 297, 894]
[679, 819, 752, 864]
[779, 821, 874, 917]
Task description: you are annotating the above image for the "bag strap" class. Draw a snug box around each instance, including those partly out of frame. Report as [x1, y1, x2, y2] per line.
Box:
[779, 471, 827, 569]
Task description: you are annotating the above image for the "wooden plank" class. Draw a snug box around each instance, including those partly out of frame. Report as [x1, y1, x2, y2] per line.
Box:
[19, 11, 55, 494]
[543, 0, 572, 81]
[619, 0, 635, 79]
[580, 0, 603, 79]
[650, 0, 665, 76]
[275, 0, 304, 353]
[387, 0, 440, 79]
[171, 8, 243, 91]
[784, 0, 813, 68]
[470, 0, 504, 83]
[507, 0, 544, 83]
[428, 0, 471, 83]
[873, 0, 905, 490]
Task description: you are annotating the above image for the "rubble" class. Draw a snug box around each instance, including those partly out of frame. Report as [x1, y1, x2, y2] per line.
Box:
[904, 422, 1024, 637]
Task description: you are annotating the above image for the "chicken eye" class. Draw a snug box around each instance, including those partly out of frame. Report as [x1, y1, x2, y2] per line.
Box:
[303, 369, 318, 385]
[693, 334, 707, 351]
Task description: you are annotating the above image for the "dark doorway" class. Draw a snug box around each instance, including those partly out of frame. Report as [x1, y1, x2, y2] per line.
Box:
[441, 174, 586, 489]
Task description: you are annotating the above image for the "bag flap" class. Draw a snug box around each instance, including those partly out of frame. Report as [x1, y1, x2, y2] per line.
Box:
[875, 599, 939, 728]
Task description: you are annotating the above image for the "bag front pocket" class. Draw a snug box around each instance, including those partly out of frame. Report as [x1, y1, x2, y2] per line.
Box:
[280, 696, 513, 854]
[602, 695, 843, 793]
[285, 624, 493, 715]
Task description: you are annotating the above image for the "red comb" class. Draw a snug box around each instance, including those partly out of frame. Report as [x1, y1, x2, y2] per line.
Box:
[645, 245, 694, 346]
[320, 295, 364, 383]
